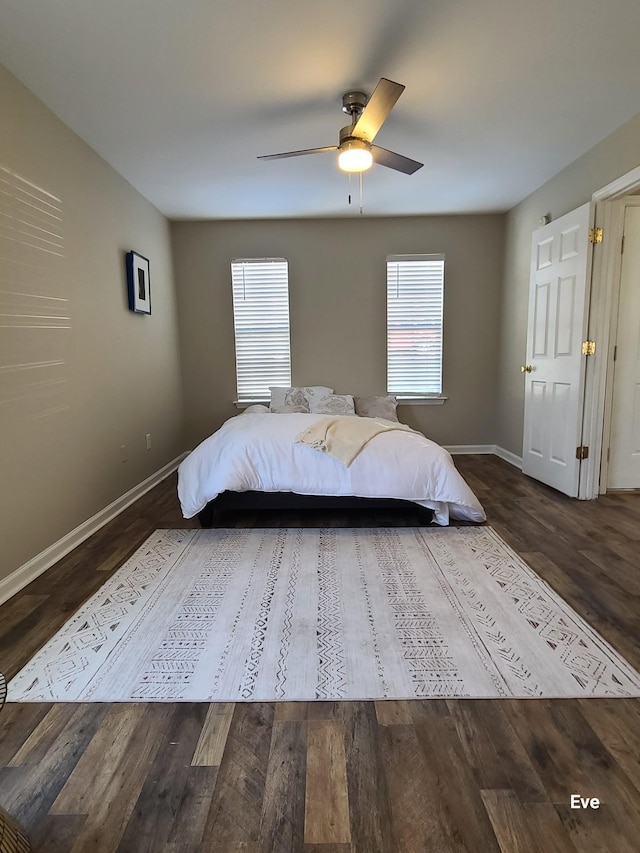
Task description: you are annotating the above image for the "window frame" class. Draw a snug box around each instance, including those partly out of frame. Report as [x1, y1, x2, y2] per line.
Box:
[386, 253, 447, 404]
[230, 257, 291, 404]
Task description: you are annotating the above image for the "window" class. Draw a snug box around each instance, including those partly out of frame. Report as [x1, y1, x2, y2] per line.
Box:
[231, 258, 291, 402]
[387, 254, 444, 397]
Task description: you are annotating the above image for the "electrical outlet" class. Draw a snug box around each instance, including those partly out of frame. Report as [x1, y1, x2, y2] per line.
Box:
[145, 433, 152, 450]
[120, 444, 127, 463]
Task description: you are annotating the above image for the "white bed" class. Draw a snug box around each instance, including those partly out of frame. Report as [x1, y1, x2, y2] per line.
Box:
[178, 412, 486, 526]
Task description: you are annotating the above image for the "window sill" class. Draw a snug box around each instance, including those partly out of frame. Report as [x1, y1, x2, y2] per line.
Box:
[396, 396, 447, 406]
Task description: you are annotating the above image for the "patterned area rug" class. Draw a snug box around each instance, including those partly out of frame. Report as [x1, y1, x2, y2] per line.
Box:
[8, 527, 640, 701]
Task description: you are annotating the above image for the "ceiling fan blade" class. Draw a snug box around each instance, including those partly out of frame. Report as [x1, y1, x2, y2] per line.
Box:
[351, 78, 405, 142]
[257, 146, 337, 161]
[371, 144, 423, 175]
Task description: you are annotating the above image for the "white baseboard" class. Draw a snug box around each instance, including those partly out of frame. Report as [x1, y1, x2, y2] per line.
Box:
[493, 445, 523, 469]
[0, 453, 188, 607]
[445, 445, 495, 455]
[447, 444, 523, 468]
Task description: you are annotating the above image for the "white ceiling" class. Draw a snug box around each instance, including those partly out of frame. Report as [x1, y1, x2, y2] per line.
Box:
[2, 0, 640, 220]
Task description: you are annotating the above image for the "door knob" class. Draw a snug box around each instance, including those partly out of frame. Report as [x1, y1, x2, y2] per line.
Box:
[520, 364, 533, 373]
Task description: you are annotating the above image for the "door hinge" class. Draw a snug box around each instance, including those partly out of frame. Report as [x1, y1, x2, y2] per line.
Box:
[589, 227, 603, 244]
[582, 340, 596, 356]
[576, 445, 589, 460]
[621, 234, 625, 254]
[613, 345, 617, 361]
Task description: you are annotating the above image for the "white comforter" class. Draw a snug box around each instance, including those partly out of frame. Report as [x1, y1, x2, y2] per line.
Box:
[178, 413, 486, 525]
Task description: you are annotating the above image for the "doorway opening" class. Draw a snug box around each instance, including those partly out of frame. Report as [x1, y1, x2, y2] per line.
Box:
[583, 165, 640, 497]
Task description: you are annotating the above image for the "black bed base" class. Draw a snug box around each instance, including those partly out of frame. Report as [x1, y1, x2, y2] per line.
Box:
[197, 491, 434, 528]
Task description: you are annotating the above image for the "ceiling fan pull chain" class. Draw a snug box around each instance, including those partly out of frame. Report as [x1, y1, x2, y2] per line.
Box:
[359, 171, 364, 215]
[348, 171, 352, 205]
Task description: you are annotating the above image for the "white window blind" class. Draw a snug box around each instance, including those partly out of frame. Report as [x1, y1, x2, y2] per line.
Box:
[231, 258, 291, 401]
[387, 254, 444, 396]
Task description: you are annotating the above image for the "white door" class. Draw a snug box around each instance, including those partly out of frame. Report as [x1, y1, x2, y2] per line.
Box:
[608, 204, 640, 488]
[522, 202, 593, 496]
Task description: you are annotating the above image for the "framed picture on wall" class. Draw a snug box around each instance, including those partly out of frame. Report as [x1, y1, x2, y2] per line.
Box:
[126, 250, 151, 314]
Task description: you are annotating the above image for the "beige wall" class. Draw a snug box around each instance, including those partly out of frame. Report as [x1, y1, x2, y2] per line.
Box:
[496, 112, 640, 456]
[171, 215, 505, 448]
[0, 64, 185, 583]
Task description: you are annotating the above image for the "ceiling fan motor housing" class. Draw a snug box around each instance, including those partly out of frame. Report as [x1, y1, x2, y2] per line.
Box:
[339, 124, 366, 144]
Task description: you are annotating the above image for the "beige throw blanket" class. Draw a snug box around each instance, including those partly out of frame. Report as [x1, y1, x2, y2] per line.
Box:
[295, 416, 419, 466]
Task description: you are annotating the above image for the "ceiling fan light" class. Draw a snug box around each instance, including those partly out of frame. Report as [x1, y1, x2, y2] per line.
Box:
[338, 138, 373, 172]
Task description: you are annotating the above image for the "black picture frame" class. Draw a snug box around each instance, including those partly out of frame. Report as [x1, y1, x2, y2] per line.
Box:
[126, 250, 151, 314]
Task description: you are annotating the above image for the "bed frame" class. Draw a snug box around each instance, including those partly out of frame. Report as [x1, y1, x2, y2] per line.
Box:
[197, 490, 434, 527]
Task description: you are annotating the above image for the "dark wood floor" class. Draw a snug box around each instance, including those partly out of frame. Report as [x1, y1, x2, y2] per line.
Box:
[1, 455, 639, 852]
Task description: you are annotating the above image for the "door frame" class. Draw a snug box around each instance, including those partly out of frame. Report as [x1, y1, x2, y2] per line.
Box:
[597, 196, 640, 491]
[580, 164, 640, 497]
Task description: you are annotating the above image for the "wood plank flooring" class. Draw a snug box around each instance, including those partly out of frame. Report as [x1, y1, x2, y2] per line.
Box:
[0, 455, 639, 852]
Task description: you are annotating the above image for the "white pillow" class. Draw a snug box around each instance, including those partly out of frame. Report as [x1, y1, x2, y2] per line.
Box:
[242, 404, 270, 414]
[270, 405, 309, 413]
[269, 385, 333, 410]
[268, 387, 288, 407]
[309, 394, 356, 415]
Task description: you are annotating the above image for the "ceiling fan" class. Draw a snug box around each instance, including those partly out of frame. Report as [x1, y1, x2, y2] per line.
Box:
[258, 78, 423, 175]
